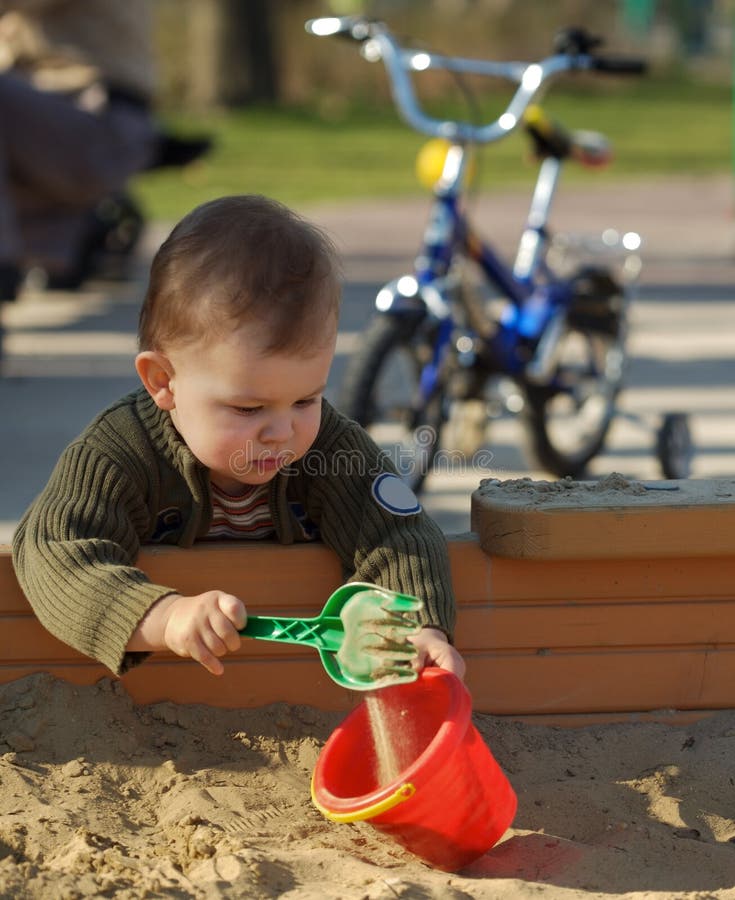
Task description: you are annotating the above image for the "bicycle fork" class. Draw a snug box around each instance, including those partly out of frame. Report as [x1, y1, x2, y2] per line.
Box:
[513, 156, 563, 281]
[513, 156, 570, 384]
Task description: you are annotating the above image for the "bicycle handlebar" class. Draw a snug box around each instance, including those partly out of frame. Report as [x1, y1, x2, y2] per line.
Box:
[590, 57, 647, 75]
[305, 16, 647, 144]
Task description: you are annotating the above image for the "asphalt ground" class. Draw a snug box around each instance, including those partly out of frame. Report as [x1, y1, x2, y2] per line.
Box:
[2, 175, 734, 541]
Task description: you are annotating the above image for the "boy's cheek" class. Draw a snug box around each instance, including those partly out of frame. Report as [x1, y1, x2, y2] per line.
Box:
[308, 407, 324, 440]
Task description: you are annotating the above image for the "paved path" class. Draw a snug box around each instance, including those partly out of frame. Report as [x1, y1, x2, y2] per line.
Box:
[2, 175, 734, 541]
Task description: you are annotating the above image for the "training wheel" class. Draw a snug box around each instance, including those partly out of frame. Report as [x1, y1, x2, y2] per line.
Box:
[656, 412, 693, 479]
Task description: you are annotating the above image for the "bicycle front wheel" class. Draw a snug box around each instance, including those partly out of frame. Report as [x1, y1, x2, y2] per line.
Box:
[337, 314, 444, 493]
[522, 267, 627, 478]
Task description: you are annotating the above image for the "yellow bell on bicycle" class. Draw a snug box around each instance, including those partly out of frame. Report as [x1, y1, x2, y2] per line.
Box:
[415, 138, 476, 190]
[523, 104, 549, 132]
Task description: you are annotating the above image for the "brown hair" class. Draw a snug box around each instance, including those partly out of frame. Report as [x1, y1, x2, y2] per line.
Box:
[138, 195, 341, 354]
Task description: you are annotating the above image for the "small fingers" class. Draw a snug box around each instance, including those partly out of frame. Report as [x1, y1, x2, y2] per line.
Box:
[211, 594, 245, 652]
[410, 644, 429, 673]
[169, 621, 232, 668]
[421, 633, 465, 678]
[413, 635, 467, 681]
[191, 637, 225, 676]
[217, 593, 247, 630]
[161, 593, 246, 676]
[442, 647, 467, 680]
[209, 610, 243, 653]
[169, 633, 225, 676]
[200, 624, 231, 658]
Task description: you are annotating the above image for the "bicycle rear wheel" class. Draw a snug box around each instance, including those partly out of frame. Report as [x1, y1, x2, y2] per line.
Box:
[522, 267, 627, 478]
[337, 314, 444, 493]
[656, 412, 693, 479]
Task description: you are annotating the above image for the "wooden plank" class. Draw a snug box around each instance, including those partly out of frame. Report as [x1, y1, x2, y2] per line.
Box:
[6, 594, 735, 662]
[0, 538, 491, 614]
[5, 541, 735, 613]
[0, 545, 26, 614]
[0, 616, 337, 663]
[447, 538, 491, 602]
[488, 555, 735, 602]
[3, 646, 733, 715]
[0, 541, 343, 616]
[463, 645, 735, 714]
[454, 598, 735, 650]
[0, 542, 346, 616]
[138, 542, 344, 607]
[0, 618, 87, 661]
[472, 477, 735, 560]
[0, 659, 354, 711]
[121, 657, 355, 709]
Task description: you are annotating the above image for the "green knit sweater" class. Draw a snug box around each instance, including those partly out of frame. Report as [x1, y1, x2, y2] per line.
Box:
[12, 389, 456, 675]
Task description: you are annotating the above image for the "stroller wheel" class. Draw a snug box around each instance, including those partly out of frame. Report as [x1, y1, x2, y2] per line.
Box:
[46, 192, 145, 289]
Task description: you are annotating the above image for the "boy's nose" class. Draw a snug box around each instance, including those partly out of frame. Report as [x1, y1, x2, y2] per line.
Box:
[261, 413, 294, 444]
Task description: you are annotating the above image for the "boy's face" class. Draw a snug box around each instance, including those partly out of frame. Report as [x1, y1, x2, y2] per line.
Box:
[143, 323, 336, 494]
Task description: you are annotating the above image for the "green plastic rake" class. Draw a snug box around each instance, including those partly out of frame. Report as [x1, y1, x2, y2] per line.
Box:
[239, 582, 423, 690]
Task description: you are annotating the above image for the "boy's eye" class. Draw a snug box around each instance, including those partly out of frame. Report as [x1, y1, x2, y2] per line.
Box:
[231, 396, 320, 415]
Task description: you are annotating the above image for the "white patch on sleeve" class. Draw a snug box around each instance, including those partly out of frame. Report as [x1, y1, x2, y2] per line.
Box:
[371, 473, 422, 516]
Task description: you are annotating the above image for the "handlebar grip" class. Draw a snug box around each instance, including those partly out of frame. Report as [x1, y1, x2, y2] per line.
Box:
[591, 57, 648, 75]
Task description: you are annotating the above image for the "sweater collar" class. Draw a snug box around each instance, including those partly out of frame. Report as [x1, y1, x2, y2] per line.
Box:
[136, 389, 188, 460]
[134, 388, 211, 505]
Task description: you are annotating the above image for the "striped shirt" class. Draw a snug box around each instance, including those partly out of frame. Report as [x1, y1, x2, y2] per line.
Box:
[206, 482, 275, 540]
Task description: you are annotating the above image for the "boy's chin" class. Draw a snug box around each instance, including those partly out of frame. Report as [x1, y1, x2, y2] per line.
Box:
[220, 453, 299, 489]
[239, 471, 279, 486]
[211, 468, 278, 494]
[236, 464, 283, 485]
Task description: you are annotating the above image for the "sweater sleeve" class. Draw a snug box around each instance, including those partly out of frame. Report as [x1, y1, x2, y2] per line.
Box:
[299, 408, 457, 641]
[12, 440, 177, 675]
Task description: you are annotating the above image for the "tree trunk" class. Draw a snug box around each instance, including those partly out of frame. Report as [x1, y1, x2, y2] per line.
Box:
[219, 0, 279, 106]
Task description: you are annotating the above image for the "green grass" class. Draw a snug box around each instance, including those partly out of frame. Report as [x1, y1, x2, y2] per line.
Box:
[133, 78, 731, 221]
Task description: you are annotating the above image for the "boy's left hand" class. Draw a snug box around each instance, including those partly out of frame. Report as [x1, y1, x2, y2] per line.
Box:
[409, 627, 466, 681]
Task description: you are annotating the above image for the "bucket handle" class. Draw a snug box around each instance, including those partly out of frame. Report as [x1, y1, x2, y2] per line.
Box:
[311, 781, 416, 824]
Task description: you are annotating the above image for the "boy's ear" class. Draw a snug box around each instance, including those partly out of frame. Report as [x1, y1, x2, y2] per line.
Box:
[135, 351, 176, 410]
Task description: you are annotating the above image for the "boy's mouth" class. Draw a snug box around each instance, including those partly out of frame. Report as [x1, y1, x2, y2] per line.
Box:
[229, 448, 297, 477]
[256, 451, 295, 472]
[258, 457, 281, 470]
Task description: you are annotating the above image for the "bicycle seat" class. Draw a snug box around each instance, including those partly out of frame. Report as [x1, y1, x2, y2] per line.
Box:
[570, 130, 613, 168]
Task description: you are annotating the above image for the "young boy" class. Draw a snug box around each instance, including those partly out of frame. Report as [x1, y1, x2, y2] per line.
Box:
[12, 195, 465, 681]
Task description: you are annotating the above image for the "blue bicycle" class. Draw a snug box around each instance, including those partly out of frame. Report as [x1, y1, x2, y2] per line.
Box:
[308, 16, 649, 491]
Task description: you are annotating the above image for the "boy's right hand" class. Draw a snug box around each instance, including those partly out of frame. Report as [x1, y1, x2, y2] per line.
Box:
[129, 591, 247, 676]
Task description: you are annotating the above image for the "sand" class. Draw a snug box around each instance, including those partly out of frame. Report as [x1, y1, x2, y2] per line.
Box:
[1, 673, 735, 899]
[477, 473, 735, 509]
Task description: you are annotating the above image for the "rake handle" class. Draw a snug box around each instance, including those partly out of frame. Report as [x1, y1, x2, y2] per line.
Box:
[240, 615, 344, 652]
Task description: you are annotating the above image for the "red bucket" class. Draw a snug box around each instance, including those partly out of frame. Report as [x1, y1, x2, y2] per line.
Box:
[311, 667, 517, 871]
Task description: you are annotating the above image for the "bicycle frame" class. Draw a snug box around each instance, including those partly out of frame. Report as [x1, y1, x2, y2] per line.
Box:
[379, 144, 570, 404]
